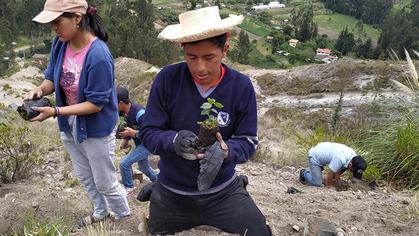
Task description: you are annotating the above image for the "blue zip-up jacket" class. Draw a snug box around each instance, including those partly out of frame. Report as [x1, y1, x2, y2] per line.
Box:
[44, 37, 118, 143]
[139, 62, 258, 192]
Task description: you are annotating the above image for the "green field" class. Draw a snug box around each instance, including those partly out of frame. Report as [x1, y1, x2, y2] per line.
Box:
[152, 0, 180, 5]
[314, 13, 381, 43]
[239, 17, 271, 37]
[255, 39, 271, 56]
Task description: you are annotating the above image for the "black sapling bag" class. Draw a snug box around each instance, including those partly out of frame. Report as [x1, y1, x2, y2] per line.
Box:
[17, 97, 52, 120]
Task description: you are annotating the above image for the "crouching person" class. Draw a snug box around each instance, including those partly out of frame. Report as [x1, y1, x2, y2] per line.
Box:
[300, 142, 367, 187]
[117, 86, 158, 194]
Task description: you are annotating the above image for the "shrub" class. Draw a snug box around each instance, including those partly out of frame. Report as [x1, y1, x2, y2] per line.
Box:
[0, 124, 44, 183]
[2, 83, 12, 91]
[9, 213, 70, 236]
[296, 126, 348, 158]
[358, 116, 419, 190]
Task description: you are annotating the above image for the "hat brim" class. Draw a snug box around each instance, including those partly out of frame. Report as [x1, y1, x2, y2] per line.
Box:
[158, 15, 244, 43]
[33, 10, 63, 24]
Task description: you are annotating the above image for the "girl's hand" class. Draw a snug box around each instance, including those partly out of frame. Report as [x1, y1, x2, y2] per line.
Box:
[30, 107, 54, 122]
[24, 87, 43, 101]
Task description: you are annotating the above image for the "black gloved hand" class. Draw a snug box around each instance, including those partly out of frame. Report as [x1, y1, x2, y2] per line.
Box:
[197, 142, 227, 191]
[173, 130, 199, 160]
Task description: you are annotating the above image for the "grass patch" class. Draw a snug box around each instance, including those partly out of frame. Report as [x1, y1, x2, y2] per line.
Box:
[151, 0, 180, 5]
[357, 115, 419, 190]
[2, 83, 11, 91]
[407, 191, 419, 220]
[15, 36, 32, 48]
[255, 39, 271, 56]
[314, 13, 381, 44]
[8, 213, 70, 236]
[64, 178, 79, 188]
[239, 17, 271, 37]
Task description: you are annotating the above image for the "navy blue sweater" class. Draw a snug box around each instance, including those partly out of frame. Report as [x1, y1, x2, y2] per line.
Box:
[125, 102, 145, 146]
[139, 62, 258, 192]
[44, 37, 118, 143]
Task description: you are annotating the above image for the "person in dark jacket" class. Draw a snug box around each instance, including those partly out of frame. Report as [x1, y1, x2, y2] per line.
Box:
[117, 86, 158, 194]
[138, 6, 271, 236]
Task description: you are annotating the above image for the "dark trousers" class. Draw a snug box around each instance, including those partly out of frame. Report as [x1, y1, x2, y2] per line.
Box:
[148, 175, 271, 236]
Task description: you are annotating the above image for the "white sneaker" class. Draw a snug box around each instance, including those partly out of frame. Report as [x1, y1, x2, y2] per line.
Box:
[124, 186, 136, 195]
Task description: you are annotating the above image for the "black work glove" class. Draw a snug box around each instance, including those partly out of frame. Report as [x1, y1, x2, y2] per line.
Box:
[137, 182, 156, 202]
[173, 130, 199, 160]
[197, 142, 228, 191]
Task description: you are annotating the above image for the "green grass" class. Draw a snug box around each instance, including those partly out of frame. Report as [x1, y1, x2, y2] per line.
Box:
[151, 0, 180, 5]
[248, 44, 281, 69]
[15, 36, 32, 48]
[314, 13, 381, 43]
[239, 17, 271, 37]
[357, 116, 419, 190]
[255, 39, 271, 56]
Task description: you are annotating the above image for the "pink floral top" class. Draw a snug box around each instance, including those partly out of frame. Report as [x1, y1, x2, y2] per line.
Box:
[60, 38, 96, 105]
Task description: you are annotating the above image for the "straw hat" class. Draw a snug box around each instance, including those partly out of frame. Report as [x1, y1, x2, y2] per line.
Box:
[158, 6, 243, 43]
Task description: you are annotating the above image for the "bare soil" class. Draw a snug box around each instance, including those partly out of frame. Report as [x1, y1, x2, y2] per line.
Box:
[1, 57, 418, 235]
[1, 157, 418, 236]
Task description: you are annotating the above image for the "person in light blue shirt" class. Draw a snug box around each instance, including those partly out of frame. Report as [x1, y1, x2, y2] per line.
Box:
[300, 142, 367, 187]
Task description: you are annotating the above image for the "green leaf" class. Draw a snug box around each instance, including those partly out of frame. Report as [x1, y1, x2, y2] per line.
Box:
[201, 110, 210, 115]
[200, 103, 212, 110]
[214, 102, 223, 109]
[207, 98, 216, 104]
[211, 108, 218, 114]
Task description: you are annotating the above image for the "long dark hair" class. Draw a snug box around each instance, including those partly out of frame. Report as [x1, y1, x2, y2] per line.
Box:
[61, 6, 108, 42]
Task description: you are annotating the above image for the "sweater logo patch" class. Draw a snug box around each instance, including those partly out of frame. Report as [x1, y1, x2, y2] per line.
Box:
[217, 111, 230, 127]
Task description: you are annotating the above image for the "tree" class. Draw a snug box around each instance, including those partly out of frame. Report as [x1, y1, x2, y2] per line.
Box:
[257, 12, 272, 25]
[377, 7, 418, 58]
[356, 38, 373, 59]
[229, 30, 252, 64]
[320, 0, 393, 25]
[334, 27, 355, 55]
[315, 34, 330, 49]
[271, 30, 286, 54]
[106, 0, 179, 66]
[290, 3, 317, 42]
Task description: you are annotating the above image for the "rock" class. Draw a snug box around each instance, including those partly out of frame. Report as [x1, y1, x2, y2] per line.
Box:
[336, 228, 345, 236]
[303, 217, 337, 236]
[31, 202, 39, 209]
[292, 225, 300, 232]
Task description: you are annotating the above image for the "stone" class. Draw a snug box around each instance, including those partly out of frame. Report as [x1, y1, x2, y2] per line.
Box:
[303, 217, 337, 236]
[336, 228, 345, 236]
[292, 225, 300, 232]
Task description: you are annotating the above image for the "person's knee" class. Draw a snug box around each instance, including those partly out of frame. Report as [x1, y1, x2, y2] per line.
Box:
[308, 178, 322, 187]
[96, 181, 118, 193]
[119, 159, 131, 170]
[138, 164, 147, 173]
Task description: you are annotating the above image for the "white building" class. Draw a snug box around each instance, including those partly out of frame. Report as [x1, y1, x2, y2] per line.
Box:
[268, 2, 285, 9]
[252, 5, 270, 11]
[252, 2, 285, 11]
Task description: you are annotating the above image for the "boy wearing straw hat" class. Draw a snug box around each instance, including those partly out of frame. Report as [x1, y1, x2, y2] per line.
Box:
[138, 6, 271, 236]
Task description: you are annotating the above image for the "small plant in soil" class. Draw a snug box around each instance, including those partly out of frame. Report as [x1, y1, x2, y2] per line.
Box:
[17, 97, 52, 120]
[116, 116, 127, 139]
[197, 98, 223, 147]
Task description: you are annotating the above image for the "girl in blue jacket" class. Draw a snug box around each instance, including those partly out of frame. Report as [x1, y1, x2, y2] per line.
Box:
[25, 0, 130, 229]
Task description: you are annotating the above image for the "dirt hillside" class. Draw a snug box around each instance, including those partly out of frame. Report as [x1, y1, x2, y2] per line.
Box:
[0, 57, 418, 235]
